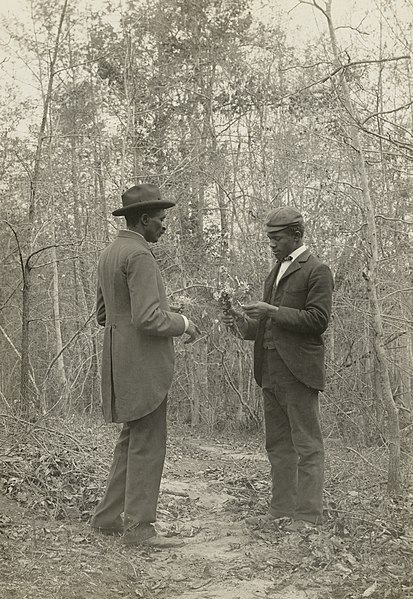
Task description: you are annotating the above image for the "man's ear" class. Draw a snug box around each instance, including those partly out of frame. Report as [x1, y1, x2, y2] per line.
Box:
[140, 213, 150, 226]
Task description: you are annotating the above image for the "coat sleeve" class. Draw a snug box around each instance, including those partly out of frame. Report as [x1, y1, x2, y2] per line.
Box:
[126, 252, 186, 337]
[96, 281, 106, 327]
[273, 263, 334, 335]
[243, 316, 259, 340]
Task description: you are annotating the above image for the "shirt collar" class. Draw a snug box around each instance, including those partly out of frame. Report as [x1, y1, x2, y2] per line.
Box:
[288, 244, 307, 261]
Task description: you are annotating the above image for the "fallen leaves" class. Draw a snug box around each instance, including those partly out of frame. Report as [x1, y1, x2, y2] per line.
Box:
[362, 581, 378, 597]
[0, 424, 412, 599]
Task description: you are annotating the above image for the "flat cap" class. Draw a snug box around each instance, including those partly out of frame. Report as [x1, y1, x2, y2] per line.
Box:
[265, 206, 303, 233]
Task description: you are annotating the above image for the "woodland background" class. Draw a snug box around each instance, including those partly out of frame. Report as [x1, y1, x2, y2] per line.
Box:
[0, 0, 412, 499]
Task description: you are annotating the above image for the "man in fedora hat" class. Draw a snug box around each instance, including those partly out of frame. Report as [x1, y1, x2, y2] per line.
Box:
[222, 206, 334, 531]
[91, 184, 199, 547]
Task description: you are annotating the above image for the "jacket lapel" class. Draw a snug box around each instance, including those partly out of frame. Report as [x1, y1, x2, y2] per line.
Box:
[277, 249, 311, 285]
[264, 262, 281, 302]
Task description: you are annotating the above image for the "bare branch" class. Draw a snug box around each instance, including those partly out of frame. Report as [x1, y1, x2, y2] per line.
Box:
[43, 309, 96, 384]
[337, 180, 363, 192]
[0, 324, 40, 396]
[381, 289, 413, 302]
[27, 240, 84, 264]
[336, 14, 369, 36]
[358, 121, 413, 154]
[380, 118, 413, 140]
[345, 446, 386, 472]
[276, 56, 411, 109]
[287, 2, 301, 14]
[312, 0, 329, 19]
[209, 336, 260, 425]
[0, 280, 23, 312]
[362, 100, 413, 125]
[53, 52, 115, 76]
[279, 60, 333, 73]
[3, 221, 26, 282]
[335, 25, 368, 35]
[376, 214, 413, 225]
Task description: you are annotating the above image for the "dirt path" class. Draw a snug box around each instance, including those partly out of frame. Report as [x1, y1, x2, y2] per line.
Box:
[1, 436, 412, 598]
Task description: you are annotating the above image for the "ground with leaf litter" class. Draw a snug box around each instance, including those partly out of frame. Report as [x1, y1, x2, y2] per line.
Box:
[1, 419, 412, 599]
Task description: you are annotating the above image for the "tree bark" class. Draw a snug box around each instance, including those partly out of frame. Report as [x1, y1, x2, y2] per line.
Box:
[19, 0, 69, 415]
[319, 0, 401, 494]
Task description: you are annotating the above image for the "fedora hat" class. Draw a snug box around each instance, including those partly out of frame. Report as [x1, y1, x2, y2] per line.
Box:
[265, 206, 303, 233]
[112, 184, 176, 216]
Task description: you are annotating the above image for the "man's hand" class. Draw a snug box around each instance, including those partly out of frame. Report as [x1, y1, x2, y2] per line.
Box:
[170, 304, 184, 314]
[241, 302, 274, 319]
[184, 319, 200, 344]
[222, 307, 243, 328]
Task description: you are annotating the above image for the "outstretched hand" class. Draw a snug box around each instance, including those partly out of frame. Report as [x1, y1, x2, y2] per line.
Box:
[241, 302, 272, 320]
[184, 320, 201, 344]
[222, 307, 242, 328]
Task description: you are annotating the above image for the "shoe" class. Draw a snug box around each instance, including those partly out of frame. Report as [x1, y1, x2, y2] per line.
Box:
[284, 519, 319, 533]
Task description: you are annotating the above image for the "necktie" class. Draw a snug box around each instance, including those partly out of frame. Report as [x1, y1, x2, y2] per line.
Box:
[265, 257, 292, 302]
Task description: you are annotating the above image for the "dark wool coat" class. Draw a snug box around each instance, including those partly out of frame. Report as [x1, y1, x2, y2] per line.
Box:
[245, 249, 334, 391]
[96, 231, 186, 423]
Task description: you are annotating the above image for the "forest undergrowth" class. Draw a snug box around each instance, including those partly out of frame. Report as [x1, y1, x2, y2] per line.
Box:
[0, 414, 412, 599]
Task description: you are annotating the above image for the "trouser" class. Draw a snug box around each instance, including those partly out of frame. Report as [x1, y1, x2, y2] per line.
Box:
[91, 398, 167, 529]
[261, 349, 324, 524]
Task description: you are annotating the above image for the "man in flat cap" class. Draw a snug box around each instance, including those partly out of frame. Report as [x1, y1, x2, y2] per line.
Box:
[223, 206, 334, 531]
[91, 184, 199, 547]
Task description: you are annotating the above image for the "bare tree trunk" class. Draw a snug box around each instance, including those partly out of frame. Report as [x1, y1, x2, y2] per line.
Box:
[186, 346, 200, 427]
[20, 0, 69, 416]
[20, 257, 34, 415]
[121, 18, 136, 189]
[48, 194, 69, 408]
[90, 88, 110, 241]
[236, 351, 245, 425]
[318, 0, 401, 494]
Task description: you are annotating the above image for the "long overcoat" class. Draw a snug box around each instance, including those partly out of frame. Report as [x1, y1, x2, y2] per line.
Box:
[96, 230, 186, 423]
[244, 249, 334, 391]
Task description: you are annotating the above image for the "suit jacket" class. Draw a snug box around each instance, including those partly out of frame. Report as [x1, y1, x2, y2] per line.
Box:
[244, 249, 334, 391]
[96, 230, 185, 423]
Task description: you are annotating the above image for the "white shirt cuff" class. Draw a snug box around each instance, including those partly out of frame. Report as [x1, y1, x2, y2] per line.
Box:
[181, 314, 189, 332]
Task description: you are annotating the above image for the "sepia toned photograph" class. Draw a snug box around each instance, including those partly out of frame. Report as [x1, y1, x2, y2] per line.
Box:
[0, 0, 412, 597]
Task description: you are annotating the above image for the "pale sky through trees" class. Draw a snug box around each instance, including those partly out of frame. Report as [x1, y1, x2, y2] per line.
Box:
[1, 0, 411, 77]
[0, 0, 411, 151]
[0, 0, 384, 40]
[0, 0, 410, 99]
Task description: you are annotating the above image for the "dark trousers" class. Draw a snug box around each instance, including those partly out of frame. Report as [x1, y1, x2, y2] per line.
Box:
[92, 398, 167, 529]
[261, 349, 324, 524]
